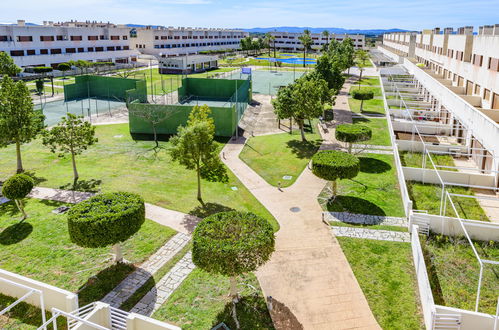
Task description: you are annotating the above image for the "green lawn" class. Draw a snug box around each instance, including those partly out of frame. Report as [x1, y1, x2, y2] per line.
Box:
[153, 269, 274, 329]
[400, 151, 457, 171]
[407, 182, 489, 221]
[348, 98, 385, 114]
[421, 235, 499, 314]
[0, 198, 175, 328]
[338, 237, 423, 329]
[319, 153, 405, 217]
[0, 124, 278, 231]
[352, 117, 391, 146]
[239, 126, 322, 187]
[349, 85, 382, 97]
[357, 76, 380, 86]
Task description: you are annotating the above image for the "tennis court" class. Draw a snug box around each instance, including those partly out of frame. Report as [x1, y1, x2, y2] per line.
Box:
[38, 98, 126, 127]
[226, 70, 306, 95]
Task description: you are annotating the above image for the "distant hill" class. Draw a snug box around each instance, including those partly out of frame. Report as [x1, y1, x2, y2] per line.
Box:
[242, 27, 409, 35]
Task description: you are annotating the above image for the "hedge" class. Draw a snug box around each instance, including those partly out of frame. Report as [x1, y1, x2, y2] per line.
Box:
[336, 124, 372, 143]
[351, 88, 374, 100]
[1, 174, 34, 200]
[67, 192, 145, 248]
[192, 211, 275, 277]
[311, 150, 360, 181]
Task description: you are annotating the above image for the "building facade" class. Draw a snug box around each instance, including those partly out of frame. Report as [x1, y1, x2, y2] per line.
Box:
[269, 31, 365, 51]
[132, 26, 248, 57]
[0, 20, 139, 68]
[158, 54, 218, 74]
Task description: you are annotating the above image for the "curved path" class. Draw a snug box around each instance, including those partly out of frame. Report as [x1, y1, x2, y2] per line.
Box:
[221, 138, 379, 329]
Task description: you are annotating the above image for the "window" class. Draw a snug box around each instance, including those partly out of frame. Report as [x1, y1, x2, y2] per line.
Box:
[17, 36, 33, 42]
[493, 93, 499, 109]
[26, 49, 36, 55]
[88, 35, 98, 41]
[488, 58, 499, 71]
[484, 89, 491, 101]
[66, 48, 76, 53]
[71, 35, 83, 41]
[0, 35, 9, 41]
[161, 36, 168, 40]
[474, 84, 481, 95]
[100, 35, 105, 40]
[40, 49, 49, 54]
[40, 36, 54, 41]
[123, 36, 128, 40]
[88, 47, 94, 52]
[95, 47, 104, 52]
[110, 35, 120, 40]
[56, 35, 64, 41]
[78, 47, 84, 52]
[123, 46, 129, 50]
[50, 49, 62, 54]
[116, 46, 121, 50]
[10, 50, 24, 56]
[107, 46, 115, 51]
[473, 54, 483, 66]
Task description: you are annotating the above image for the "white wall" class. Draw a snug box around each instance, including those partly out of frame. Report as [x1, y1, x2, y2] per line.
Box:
[127, 313, 181, 330]
[435, 305, 498, 330]
[0, 268, 78, 313]
[402, 166, 496, 187]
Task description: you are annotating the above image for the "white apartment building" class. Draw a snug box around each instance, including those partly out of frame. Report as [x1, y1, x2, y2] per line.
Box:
[132, 26, 248, 57]
[0, 20, 139, 68]
[269, 31, 365, 51]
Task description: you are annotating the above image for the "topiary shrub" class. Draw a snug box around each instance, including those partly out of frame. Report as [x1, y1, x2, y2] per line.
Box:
[336, 124, 372, 153]
[57, 63, 71, 72]
[2, 174, 34, 221]
[67, 192, 145, 262]
[312, 150, 360, 195]
[193, 211, 275, 301]
[351, 88, 374, 112]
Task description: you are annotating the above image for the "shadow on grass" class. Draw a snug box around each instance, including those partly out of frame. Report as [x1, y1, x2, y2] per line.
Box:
[23, 171, 47, 185]
[59, 179, 102, 193]
[326, 196, 386, 216]
[360, 110, 384, 116]
[420, 237, 446, 306]
[189, 203, 235, 219]
[77, 262, 137, 306]
[359, 157, 391, 174]
[0, 293, 48, 328]
[120, 275, 157, 313]
[0, 201, 20, 217]
[213, 296, 277, 330]
[286, 139, 322, 159]
[0, 222, 33, 245]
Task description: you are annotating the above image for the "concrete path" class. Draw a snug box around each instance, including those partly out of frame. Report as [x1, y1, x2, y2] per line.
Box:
[28, 187, 200, 235]
[221, 139, 379, 329]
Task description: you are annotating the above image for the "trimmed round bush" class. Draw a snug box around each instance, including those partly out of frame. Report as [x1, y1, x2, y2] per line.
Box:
[57, 63, 71, 71]
[336, 124, 372, 143]
[311, 150, 360, 181]
[2, 174, 34, 200]
[67, 192, 145, 248]
[33, 66, 53, 74]
[351, 88, 374, 100]
[192, 211, 275, 277]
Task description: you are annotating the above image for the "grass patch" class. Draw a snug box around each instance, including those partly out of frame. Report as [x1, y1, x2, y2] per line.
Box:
[348, 98, 385, 115]
[153, 269, 274, 329]
[337, 237, 423, 329]
[421, 234, 499, 314]
[319, 153, 405, 217]
[330, 221, 407, 232]
[349, 85, 382, 97]
[120, 242, 193, 311]
[0, 124, 277, 231]
[0, 198, 175, 298]
[400, 151, 457, 171]
[352, 117, 391, 146]
[407, 182, 489, 221]
[357, 76, 380, 86]
[239, 124, 321, 187]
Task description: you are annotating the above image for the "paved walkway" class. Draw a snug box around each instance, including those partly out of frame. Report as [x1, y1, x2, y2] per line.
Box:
[101, 232, 191, 308]
[331, 227, 410, 243]
[131, 252, 195, 316]
[221, 138, 379, 329]
[324, 212, 407, 227]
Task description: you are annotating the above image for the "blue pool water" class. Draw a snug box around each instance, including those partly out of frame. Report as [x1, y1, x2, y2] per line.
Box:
[256, 57, 317, 65]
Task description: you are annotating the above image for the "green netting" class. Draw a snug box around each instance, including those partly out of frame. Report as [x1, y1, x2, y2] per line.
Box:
[178, 77, 250, 102]
[64, 75, 147, 103]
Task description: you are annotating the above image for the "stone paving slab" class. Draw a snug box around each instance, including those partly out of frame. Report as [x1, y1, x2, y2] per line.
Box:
[131, 252, 195, 316]
[324, 212, 408, 227]
[101, 232, 191, 308]
[331, 226, 410, 242]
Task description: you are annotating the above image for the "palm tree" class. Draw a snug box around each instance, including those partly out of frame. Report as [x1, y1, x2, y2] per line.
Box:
[322, 30, 330, 51]
[298, 29, 313, 68]
[265, 33, 276, 57]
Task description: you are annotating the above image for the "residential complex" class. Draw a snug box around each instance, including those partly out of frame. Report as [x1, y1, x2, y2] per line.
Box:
[131, 26, 248, 57]
[0, 20, 139, 68]
[269, 31, 365, 51]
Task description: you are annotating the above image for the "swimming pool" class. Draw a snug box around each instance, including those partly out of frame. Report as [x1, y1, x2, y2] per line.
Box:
[256, 57, 317, 65]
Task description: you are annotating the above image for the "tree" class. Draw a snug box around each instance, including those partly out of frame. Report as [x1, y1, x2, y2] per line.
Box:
[1, 174, 34, 221]
[351, 88, 374, 112]
[314, 54, 345, 92]
[33, 66, 54, 96]
[192, 211, 275, 329]
[335, 124, 372, 153]
[57, 63, 71, 86]
[169, 105, 228, 204]
[0, 76, 44, 173]
[42, 113, 98, 185]
[341, 38, 356, 75]
[298, 29, 313, 68]
[355, 50, 370, 87]
[321, 30, 330, 51]
[264, 33, 275, 57]
[67, 192, 145, 263]
[0, 52, 21, 76]
[311, 150, 360, 196]
[128, 106, 180, 148]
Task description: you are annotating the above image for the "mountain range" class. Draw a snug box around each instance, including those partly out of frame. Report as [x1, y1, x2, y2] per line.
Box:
[242, 27, 410, 35]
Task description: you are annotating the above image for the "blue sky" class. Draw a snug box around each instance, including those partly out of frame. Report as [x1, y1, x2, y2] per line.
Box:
[1, 0, 498, 30]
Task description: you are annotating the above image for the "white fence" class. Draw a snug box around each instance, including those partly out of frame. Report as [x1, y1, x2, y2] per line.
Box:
[0, 268, 78, 313]
[392, 120, 453, 135]
[403, 167, 497, 188]
[396, 140, 468, 153]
